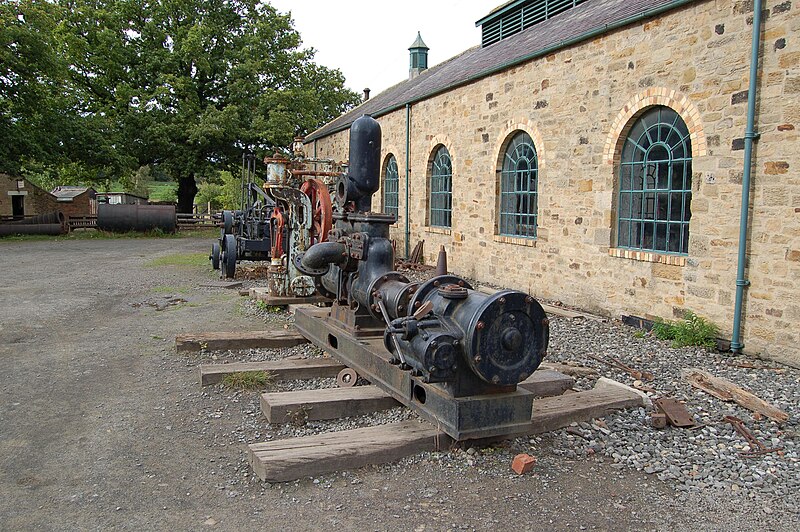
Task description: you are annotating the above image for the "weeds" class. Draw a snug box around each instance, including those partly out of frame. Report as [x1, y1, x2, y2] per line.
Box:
[286, 404, 311, 426]
[652, 311, 719, 350]
[221, 371, 274, 390]
[254, 300, 284, 313]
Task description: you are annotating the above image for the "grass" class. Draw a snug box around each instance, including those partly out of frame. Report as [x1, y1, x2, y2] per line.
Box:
[221, 371, 274, 390]
[146, 252, 209, 268]
[151, 285, 191, 294]
[148, 182, 178, 202]
[652, 311, 720, 350]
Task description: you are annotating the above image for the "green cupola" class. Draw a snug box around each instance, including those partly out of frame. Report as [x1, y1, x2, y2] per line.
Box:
[408, 32, 429, 79]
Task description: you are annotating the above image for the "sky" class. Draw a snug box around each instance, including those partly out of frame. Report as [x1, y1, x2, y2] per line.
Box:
[268, 0, 498, 96]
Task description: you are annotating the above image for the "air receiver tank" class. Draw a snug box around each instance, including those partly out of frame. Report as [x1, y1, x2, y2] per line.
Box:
[335, 115, 381, 212]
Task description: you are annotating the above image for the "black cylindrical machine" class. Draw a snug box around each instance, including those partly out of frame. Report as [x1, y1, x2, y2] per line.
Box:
[298, 115, 549, 397]
[97, 204, 177, 233]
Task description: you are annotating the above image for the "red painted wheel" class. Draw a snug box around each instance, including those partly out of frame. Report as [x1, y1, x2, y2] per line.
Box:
[300, 179, 333, 245]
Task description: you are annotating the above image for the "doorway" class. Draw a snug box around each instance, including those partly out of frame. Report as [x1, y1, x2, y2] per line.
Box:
[12, 195, 25, 219]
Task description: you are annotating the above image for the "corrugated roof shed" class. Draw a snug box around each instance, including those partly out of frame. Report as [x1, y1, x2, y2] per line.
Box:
[51, 186, 94, 201]
[306, 0, 695, 142]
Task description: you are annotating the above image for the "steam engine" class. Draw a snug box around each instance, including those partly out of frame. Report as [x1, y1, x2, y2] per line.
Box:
[294, 115, 550, 439]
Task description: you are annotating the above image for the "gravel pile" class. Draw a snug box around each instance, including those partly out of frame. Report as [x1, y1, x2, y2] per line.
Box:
[537, 316, 799, 506]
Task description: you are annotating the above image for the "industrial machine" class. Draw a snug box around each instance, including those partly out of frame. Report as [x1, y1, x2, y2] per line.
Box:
[293, 116, 550, 440]
[212, 146, 338, 296]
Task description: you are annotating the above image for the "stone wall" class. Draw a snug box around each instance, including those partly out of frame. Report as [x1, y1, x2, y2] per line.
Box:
[308, 0, 800, 367]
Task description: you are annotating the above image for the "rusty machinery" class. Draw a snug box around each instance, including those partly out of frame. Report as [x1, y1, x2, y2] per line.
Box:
[213, 143, 337, 293]
[293, 116, 550, 440]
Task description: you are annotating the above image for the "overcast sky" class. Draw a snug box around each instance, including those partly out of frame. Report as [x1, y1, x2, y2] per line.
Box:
[268, 0, 497, 96]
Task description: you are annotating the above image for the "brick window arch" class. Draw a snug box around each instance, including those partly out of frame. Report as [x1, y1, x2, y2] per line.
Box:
[617, 106, 692, 255]
[428, 145, 452, 228]
[383, 154, 399, 218]
[498, 130, 538, 238]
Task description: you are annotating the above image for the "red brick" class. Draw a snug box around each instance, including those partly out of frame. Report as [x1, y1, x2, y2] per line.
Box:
[511, 453, 537, 475]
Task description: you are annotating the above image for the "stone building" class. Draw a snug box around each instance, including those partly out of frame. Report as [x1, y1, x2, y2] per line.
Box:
[305, 0, 800, 367]
[0, 174, 61, 219]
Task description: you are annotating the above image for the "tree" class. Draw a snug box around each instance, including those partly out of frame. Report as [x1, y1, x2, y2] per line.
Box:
[1, 1, 137, 185]
[59, 0, 360, 211]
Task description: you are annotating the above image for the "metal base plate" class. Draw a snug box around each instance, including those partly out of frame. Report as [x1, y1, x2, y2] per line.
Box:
[294, 306, 535, 440]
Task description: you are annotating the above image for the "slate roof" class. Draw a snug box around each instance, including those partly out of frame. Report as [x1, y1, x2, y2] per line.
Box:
[306, 0, 695, 142]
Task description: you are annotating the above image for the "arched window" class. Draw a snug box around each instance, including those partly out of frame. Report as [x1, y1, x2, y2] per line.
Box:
[499, 131, 538, 238]
[383, 155, 399, 218]
[618, 106, 692, 254]
[429, 145, 452, 228]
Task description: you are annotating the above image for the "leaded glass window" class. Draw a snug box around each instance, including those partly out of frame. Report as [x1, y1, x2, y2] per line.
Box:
[429, 146, 452, 228]
[499, 131, 538, 238]
[383, 155, 399, 218]
[618, 106, 692, 255]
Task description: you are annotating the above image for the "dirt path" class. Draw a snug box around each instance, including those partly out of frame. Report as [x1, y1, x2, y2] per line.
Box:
[0, 237, 789, 531]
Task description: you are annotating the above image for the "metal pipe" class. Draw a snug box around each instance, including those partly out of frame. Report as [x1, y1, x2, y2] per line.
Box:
[405, 103, 411, 259]
[300, 241, 347, 270]
[731, 0, 764, 352]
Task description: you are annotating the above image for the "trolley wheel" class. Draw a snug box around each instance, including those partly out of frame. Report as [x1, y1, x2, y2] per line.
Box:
[221, 234, 237, 279]
[210, 242, 221, 270]
[222, 210, 234, 235]
[336, 368, 358, 388]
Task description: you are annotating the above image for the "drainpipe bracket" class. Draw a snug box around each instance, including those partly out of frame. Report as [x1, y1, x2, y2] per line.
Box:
[744, 131, 760, 140]
[730, 341, 744, 351]
[735, 279, 751, 287]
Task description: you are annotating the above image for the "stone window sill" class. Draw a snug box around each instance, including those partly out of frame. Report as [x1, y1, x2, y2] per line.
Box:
[425, 226, 452, 236]
[494, 234, 536, 247]
[609, 247, 686, 266]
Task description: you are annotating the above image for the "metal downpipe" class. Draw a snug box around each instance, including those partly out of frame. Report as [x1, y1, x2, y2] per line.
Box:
[731, 0, 764, 352]
[405, 103, 411, 259]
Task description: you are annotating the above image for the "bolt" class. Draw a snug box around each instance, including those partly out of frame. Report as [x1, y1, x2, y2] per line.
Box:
[354, 325, 360, 330]
[431, 341, 438, 348]
[476, 321, 485, 330]
[371, 291, 378, 297]
[474, 355, 482, 362]
[371, 304, 377, 311]
[398, 305, 404, 312]
[509, 314, 516, 321]
[491, 375, 500, 384]
[499, 297, 506, 305]
[433, 281, 440, 287]
[452, 340, 459, 346]
[429, 366, 436, 373]
[414, 301, 421, 308]
[458, 280, 464, 287]
[526, 296, 534, 304]
[409, 286, 417, 293]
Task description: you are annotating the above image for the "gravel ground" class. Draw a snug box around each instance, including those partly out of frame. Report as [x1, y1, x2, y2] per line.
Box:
[1, 236, 797, 531]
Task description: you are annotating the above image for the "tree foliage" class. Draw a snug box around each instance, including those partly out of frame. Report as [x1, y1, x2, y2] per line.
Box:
[1, 0, 360, 210]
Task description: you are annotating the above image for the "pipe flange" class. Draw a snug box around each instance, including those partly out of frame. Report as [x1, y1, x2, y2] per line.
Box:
[293, 252, 329, 276]
[408, 275, 473, 313]
[366, 271, 410, 319]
